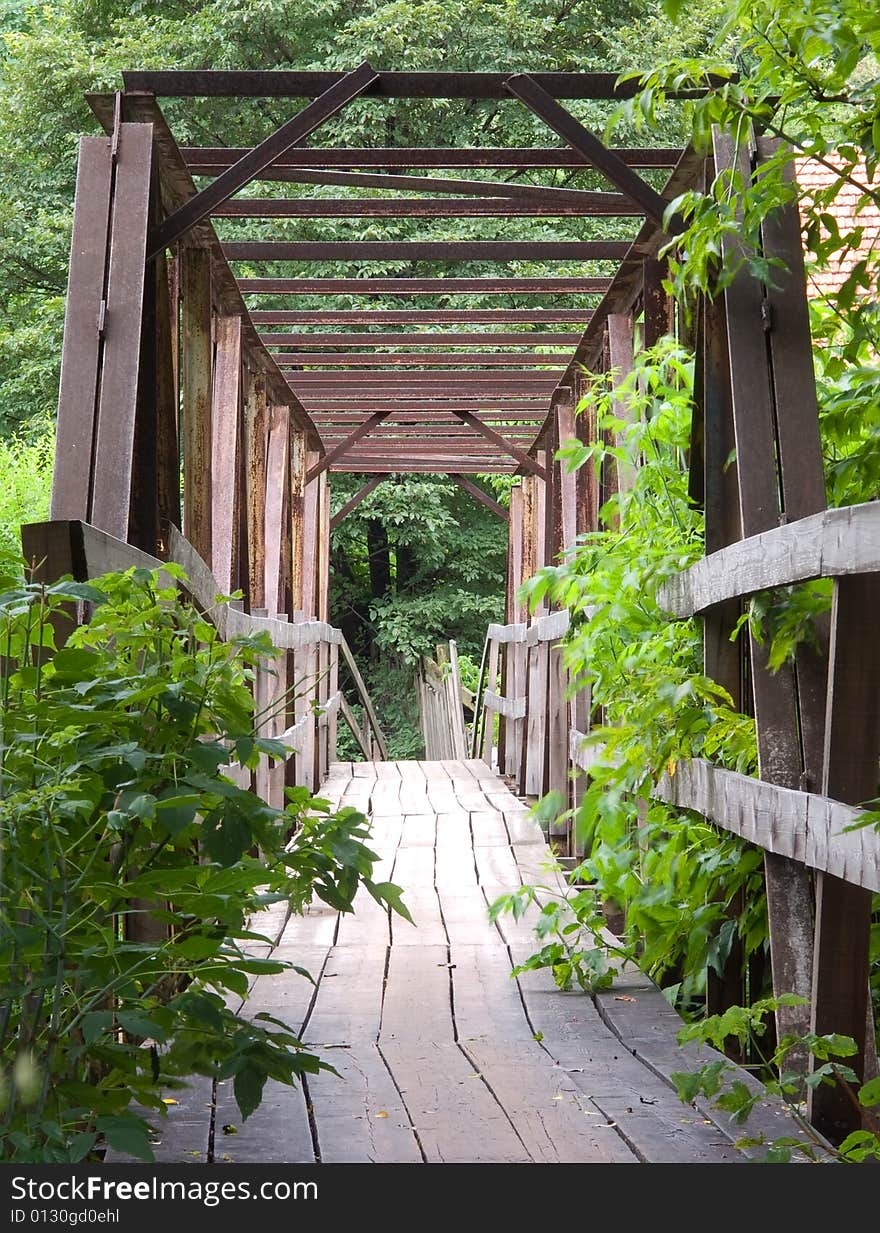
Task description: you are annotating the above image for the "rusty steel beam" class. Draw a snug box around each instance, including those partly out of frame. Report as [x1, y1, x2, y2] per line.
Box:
[123, 70, 719, 100]
[148, 62, 378, 257]
[274, 352, 568, 367]
[505, 73, 683, 234]
[260, 331, 582, 347]
[329, 475, 388, 530]
[223, 240, 631, 262]
[213, 195, 641, 219]
[329, 457, 519, 473]
[187, 146, 683, 169]
[250, 309, 594, 325]
[306, 409, 393, 482]
[238, 277, 610, 295]
[198, 164, 645, 202]
[452, 410, 546, 478]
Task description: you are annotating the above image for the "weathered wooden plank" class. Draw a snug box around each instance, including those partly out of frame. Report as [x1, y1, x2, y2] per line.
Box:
[51, 138, 113, 522]
[210, 317, 243, 594]
[264, 406, 290, 613]
[463, 1042, 639, 1162]
[180, 246, 213, 564]
[653, 758, 880, 892]
[659, 500, 880, 617]
[212, 1077, 314, 1163]
[306, 1045, 422, 1163]
[712, 127, 813, 1043]
[90, 125, 154, 540]
[378, 1043, 531, 1163]
[808, 574, 880, 1138]
[523, 639, 549, 796]
[242, 372, 268, 608]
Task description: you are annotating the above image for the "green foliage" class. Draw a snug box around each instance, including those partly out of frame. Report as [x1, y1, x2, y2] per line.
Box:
[0, 563, 406, 1161]
[0, 432, 53, 563]
[516, 340, 766, 1006]
[670, 995, 880, 1162]
[611, 1, 880, 312]
[490, 877, 630, 994]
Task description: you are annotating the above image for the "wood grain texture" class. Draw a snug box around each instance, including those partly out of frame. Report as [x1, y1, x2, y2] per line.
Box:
[658, 501, 880, 617]
[653, 757, 879, 892]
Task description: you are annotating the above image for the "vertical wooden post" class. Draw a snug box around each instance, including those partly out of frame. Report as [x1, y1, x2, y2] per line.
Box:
[807, 574, 880, 1138]
[289, 428, 306, 612]
[700, 292, 747, 1016]
[210, 316, 243, 595]
[301, 452, 321, 619]
[51, 137, 113, 523]
[264, 406, 290, 613]
[481, 637, 500, 765]
[546, 635, 570, 843]
[154, 247, 181, 535]
[523, 631, 549, 800]
[574, 370, 600, 540]
[569, 370, 599, 859]
[245, 374, 268, 610]
[501, 484, 525, 779]
[317, 472, 331, 623]
[642, 257, 670, 349]
[181, 245, 213, 566]
[328, 640, 340, 768]
[556, 394, 578, 562]
[90, 124, 155, 543]
[607, 313, 636, 499]
[712, 127, 822, 1048]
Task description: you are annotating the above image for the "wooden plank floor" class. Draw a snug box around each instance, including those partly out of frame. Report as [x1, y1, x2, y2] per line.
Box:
[139, 760, 806, 1165]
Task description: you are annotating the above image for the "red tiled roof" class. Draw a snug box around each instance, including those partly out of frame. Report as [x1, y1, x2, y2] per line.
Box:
[796, 158, 880, 299]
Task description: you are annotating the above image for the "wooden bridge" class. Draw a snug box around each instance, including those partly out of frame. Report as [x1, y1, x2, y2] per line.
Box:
[24, 67, 880, 1160]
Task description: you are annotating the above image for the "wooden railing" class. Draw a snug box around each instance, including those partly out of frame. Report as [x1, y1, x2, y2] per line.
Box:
[472, 608, 572, 838]
[473, 498, 880, 1139]
[21, 519, 388, 792]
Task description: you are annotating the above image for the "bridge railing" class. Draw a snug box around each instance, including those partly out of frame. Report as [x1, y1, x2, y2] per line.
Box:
[21, 519, 387, 796]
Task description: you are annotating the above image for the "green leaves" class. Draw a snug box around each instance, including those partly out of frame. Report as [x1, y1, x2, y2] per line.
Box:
[94, 1116, 154, 1164]
[0, 566, 409, 1162]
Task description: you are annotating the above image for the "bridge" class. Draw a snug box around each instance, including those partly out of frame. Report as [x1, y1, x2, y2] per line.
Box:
[23, 66, 880, 1161]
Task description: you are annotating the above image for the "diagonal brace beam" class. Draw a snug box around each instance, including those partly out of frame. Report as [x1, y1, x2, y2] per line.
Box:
[307, 410, 392, 483]
[148, 61, 378, 258]
[449, 474, 509, 520]
[330, 475, 389, 530]
[452, 410, 546, 479]
[504, 73, 682, 235]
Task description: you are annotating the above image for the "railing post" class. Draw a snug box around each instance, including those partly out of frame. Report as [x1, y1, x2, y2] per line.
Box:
[181, 244, 213, 566]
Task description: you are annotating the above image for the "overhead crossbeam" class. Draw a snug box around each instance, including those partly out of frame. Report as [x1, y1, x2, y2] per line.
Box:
[202, 165, 646, 203]
[273, 353, 570, 368]
[223, 241, 631, 262]
[504, 73, 683, 235]
[123, 69, 721, 100]
[238, 277, 611, 295]
[213, 196, 640, 219]
[250, 310, 594, 325]
[260, 332, 582, 347]
[148, 61, 378, 258]
[185, 146, 683, 169]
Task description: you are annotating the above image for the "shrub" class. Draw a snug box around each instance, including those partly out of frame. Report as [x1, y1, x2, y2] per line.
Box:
[0, 562, 406, 1162]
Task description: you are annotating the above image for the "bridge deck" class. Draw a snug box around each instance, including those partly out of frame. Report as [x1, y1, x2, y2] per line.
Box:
[142, 760, 801, 1164]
